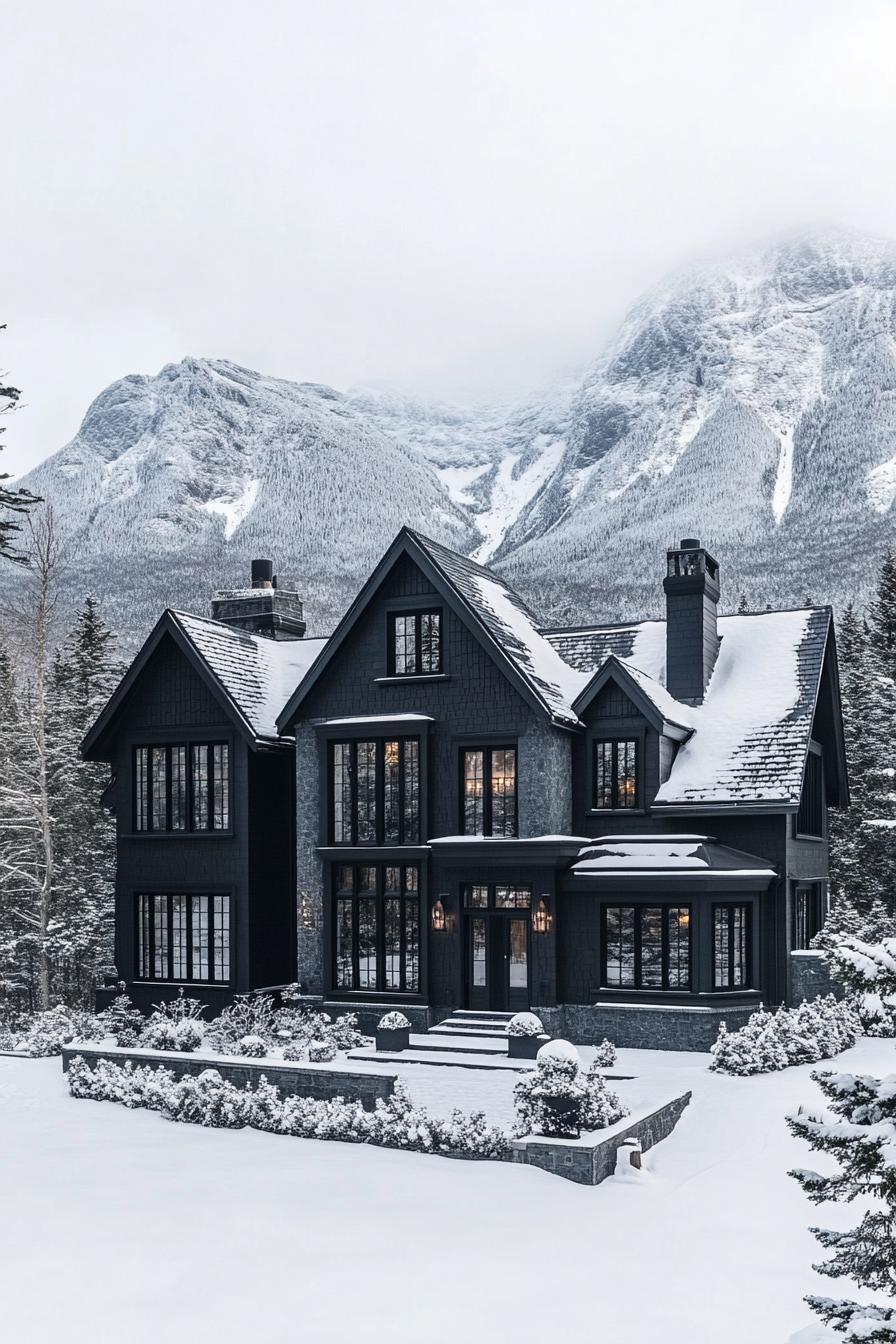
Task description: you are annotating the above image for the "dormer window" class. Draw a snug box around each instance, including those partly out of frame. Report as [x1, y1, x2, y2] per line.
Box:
[593, 738, 638, 810]
[389, 610, 442, 676]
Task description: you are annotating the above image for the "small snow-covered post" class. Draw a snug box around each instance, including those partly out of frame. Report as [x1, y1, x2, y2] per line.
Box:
[617, 1137, 642, 1171]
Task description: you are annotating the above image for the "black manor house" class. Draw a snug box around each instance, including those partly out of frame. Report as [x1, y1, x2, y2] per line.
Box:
[83, 531, 847, 1049]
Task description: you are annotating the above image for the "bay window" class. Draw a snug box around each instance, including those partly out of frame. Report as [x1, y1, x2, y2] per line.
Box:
[334, 863, 421, 993]
[461, 746, 517, 836]
[134, 742, 229, 832]
[331, 737, 420, 845]
[136, 892, 230, 982]
[602, 904, 691, 990]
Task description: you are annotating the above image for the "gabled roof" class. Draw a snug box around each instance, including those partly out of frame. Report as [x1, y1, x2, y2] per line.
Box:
[572, 654, 695, 738]
[277, 527, 588, 731]
[82, 610, 327, 758]
[544, 608, 842, 807]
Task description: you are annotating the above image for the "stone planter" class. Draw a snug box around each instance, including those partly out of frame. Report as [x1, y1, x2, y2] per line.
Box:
[508, 1032, 550, 1060]
[541, 1095, 582, 1139]
[376, 1025, 410, 1052]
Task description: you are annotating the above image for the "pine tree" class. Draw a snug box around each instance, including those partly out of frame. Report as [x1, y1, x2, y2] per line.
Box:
[0, 325, 40, 563]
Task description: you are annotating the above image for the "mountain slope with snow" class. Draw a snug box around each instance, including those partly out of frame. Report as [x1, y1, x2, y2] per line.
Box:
[8, 229, 896, 645]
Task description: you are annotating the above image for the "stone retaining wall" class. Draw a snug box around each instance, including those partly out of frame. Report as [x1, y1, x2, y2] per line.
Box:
[512, 1091, 692, 1185]
[535, 1003, 755, 1051]
[62, 1045, 396, 1110]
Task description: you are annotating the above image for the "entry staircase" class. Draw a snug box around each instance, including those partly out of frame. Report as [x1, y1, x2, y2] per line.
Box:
[347, 1009, 536, 1071]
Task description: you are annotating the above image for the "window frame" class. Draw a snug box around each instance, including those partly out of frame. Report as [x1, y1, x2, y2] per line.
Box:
[459, 744, 518, 837]
[462, 883, 532, 910]
[134, 890, 233, 984]
[712, 902, 752, 991]
[793, 883, 822, 950]
[133, 740, 232, 835]
[387, 608, 443, 677]
[600, 902, 692, 992]
[591, 735, 640, 812]
[328, 736, 422, 846]
[331, 862, 422, 995]
[795, 743, 825, 840]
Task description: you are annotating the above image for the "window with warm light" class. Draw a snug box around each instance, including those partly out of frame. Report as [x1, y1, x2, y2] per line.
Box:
[461, 746, 517, 836]
[593, 738, 638, 810]
[601, 904, 690, 990]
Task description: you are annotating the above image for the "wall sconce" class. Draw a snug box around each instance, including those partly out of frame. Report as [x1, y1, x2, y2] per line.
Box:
[431, 898, 447, 932]
[532, 897, 552, 935]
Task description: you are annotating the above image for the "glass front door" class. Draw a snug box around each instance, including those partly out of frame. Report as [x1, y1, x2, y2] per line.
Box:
[466, 914, 529, 1011]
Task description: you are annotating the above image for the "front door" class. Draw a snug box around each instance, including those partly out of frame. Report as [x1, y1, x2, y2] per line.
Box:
[467, 914, 529, 1012]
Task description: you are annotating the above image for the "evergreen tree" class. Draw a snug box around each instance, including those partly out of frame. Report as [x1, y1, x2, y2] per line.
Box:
[0, 325, 40, 563]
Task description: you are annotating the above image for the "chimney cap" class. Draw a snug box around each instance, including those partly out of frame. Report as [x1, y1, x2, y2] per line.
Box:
[679, 537, 701, 550]
[251, 558, 274, 589]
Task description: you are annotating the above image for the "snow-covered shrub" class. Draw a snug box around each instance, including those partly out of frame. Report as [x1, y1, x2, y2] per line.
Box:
[580, 1060, 627, 1131]
[236, 1034, 267, 1058]
[328, 1011, 363, 1050]
[592, 1038, 617, 1068]
[710, 996, 859, 1076]
[271, 1003, 363, 1052]
[378, 1011, 411, 1031]
[68, 1057, 509, 1160]
[308, 1038, 338, 1063]
[10, 1005, 105, 1057]
[282, 1041, 306, 1063]
[140, 1016, 204, 1053]
[514, 1040, 589, 1138]
[98, 990, 143, 1048]
[206, 994, 276, 1054]
[828, 936, 896, 1041]
[507, 1012, 544, 1037]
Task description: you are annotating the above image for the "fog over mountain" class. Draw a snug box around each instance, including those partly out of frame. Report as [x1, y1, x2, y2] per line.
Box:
[8, 229, 896, 647]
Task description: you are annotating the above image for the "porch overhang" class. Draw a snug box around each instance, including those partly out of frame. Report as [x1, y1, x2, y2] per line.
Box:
[429, 835, 589, 868]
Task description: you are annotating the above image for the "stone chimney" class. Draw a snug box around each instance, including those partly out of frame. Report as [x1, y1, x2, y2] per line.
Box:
[210, 559, 307, 641]
[662, 538, 720, 704]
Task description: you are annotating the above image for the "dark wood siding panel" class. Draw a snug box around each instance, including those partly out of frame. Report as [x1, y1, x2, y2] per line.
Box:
[122, 636, 230, 730]
[248, 750, 296, 988]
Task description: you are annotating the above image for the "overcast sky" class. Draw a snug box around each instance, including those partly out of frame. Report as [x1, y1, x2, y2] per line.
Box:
[5, 0, 896, 474]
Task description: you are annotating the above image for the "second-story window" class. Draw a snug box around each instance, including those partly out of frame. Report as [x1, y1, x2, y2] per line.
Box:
[796, 748, 824, 837]
[134, 742, 230, 832]
[389, 610, 442, 675]
[461, 746, 517, 837]
[593, 738, 638, 810]
[331, 737, 420, 845]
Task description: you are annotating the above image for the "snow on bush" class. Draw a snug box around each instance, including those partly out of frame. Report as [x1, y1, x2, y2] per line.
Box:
[282, 1041, 306, 1063]
[67, 1057, 509, 1160]
[592, 1038, 617, 1068]
[308, 1039, 337, 1063]
[141, 1017, 204, 1053]
[711, 996, 860, 1076]
[236, 1034, 267, 1059]
[378, 1011, 411, 1031]
[827, 936, 896, 1039]
[507, 1012, 544, 1037]
[4, 1004, 106, 1057]
[513, 1039, 627, 1138]
[99, 990, 143, 1048]
[206, 994, 276, 1054]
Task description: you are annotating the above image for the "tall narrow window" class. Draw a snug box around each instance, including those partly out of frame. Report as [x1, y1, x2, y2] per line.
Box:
[137, 893, 230, 983]
[329, 738, 421, 845]
[602, 905, 691, 990]
[389, 610, 442, 676]
[793, 885, 820, 950]
[332, 863, 421, 993]
[594, 738, 638, 810]
[797, 749, 824, 837]
[714, 904, 750, 989]
[135, 748, 149, 831]
[461, 746, 517, 837]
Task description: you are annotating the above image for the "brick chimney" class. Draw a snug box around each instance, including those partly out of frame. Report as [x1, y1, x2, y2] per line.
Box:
[662, 538, 720, 704]
[210, 559, 307, 641]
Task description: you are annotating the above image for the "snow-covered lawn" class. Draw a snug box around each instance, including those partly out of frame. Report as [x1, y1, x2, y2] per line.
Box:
[3, 1040, 893, 1344]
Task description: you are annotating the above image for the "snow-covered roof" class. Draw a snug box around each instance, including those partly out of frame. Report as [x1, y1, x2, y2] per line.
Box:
[571, 835, 776, 879]
[171, 611, 327, 742]
[313, 713, 434, 726]
[408, 531, 588, 727]
[544, 608, 832, 806]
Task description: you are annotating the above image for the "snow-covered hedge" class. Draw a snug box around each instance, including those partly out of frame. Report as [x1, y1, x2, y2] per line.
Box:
[0, 1004, 106, 1057]
[377, 1011, 411, 1031]
[710, 996, 860, 1076]
[507, 1012, 544, 1037]
[308, 1039, 338, 1063]
[139, 994, 207, 1052]
[513, 1039, 627, 1137]
[592, 1038, 617, 1068]
[67, 1056, 509, 1159]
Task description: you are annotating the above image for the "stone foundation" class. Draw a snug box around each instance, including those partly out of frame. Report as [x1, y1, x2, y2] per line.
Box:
[534, 1003, 757, 1052]
[790, 950, 843, 1002]
[323, 1000, 433, 1035]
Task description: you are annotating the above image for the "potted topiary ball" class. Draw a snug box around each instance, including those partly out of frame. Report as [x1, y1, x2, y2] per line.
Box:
[506, 1011, 549, 1059]
[376, 1011, 411, 1052]
[535, 1039, 584, 1139]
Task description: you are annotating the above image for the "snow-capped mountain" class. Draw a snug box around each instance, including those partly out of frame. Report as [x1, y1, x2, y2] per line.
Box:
[8, 228, 896, 645]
